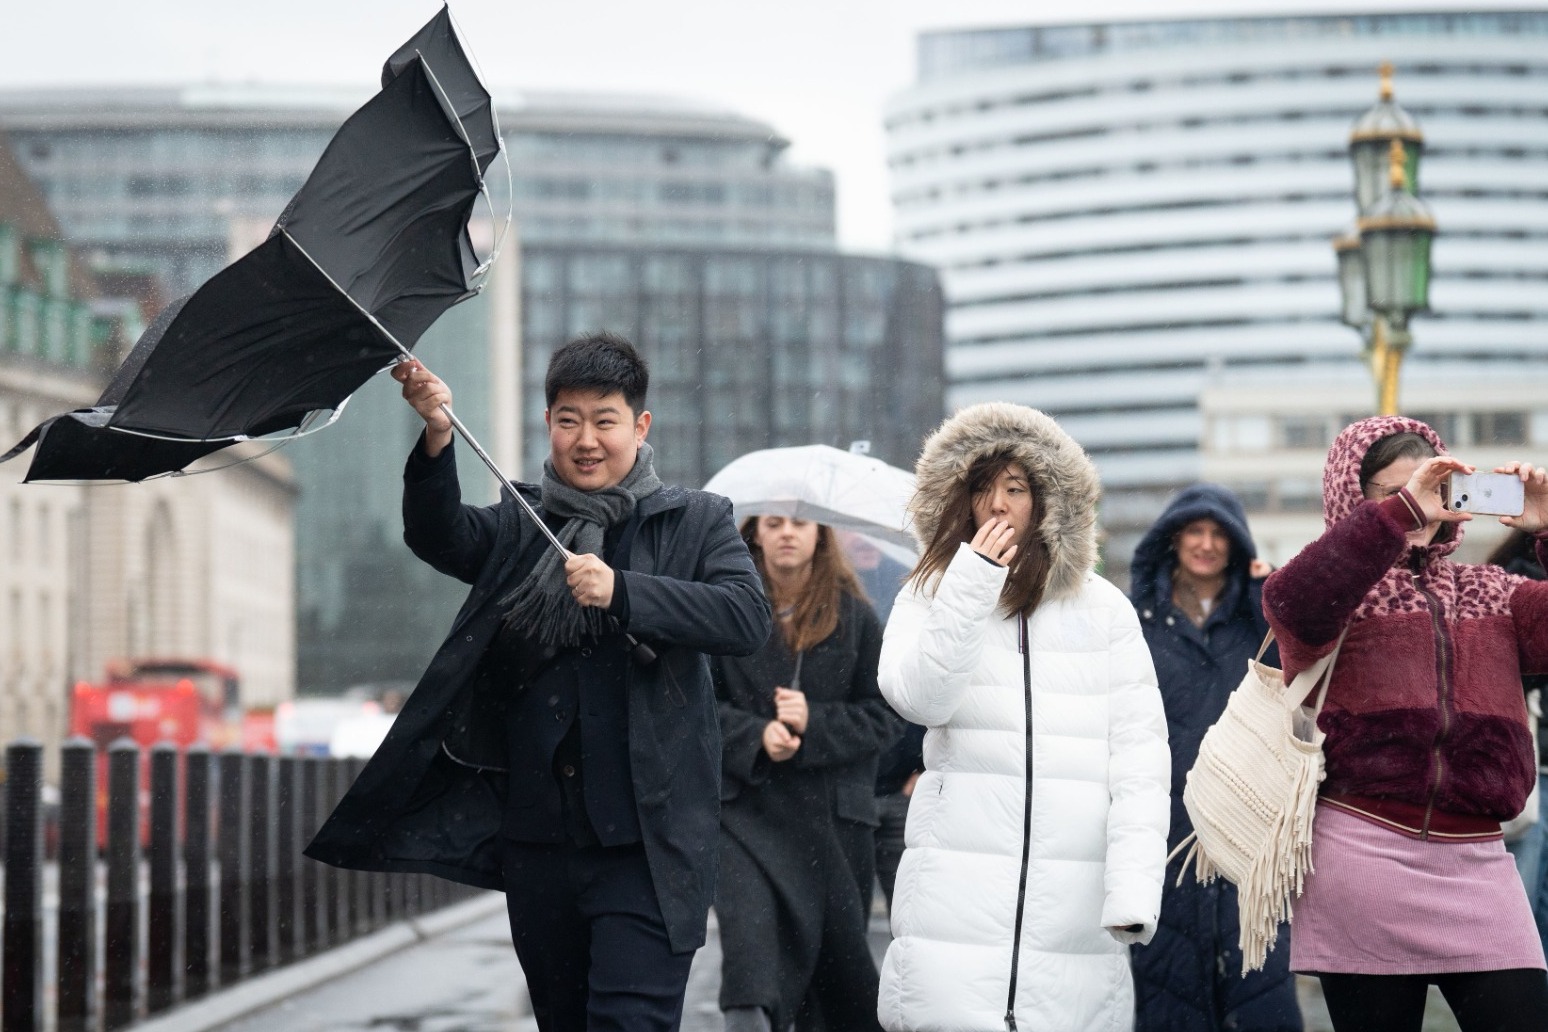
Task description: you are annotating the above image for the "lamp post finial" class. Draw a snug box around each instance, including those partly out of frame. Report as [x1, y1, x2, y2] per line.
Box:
[1389, 138, 1408, 190]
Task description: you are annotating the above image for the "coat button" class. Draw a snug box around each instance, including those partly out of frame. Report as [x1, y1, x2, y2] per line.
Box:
[465, 635, 473, 642]
[562, 764, 576, 777]
[555, 711, 567, 722]
[581, 647, 592, 658]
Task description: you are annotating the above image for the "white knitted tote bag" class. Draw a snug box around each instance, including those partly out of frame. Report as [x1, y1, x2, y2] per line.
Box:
[1172, 632, 1346, 972]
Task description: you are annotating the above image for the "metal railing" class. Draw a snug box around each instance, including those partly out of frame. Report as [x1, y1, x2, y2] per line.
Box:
[0, 737, 475, 1031]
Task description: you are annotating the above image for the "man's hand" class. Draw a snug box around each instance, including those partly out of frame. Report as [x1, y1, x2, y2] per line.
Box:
[1497, 461, 1548, 535]
[391, 359, 453, 455]
[565, 553, 615, 609]
[774, 686, 808, 734]
[762, 720, 801, 762]
[1249, 559, 1274, 579]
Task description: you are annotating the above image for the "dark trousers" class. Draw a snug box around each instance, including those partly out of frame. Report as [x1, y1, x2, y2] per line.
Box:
[1318, 970, 1548, 1032]
[873, 792, 909, 914]
[501, 840, 694, 1032]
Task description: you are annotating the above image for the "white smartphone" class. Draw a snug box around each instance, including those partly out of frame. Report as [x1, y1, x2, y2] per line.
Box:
[1445, 471, 1525, 517]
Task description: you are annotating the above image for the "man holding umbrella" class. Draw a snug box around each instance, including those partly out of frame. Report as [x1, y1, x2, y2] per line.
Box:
[307, 333, 771, 1031]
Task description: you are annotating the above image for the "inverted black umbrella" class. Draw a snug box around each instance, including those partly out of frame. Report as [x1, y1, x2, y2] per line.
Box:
[3, 5, 511, 478]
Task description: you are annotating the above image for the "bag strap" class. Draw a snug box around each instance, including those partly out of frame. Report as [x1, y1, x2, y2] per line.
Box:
[1284, 627, 1351, 718]
[1255, 630, 1276, 663]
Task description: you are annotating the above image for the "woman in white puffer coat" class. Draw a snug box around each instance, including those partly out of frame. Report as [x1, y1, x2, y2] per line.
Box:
[877, 402, 1170, 1032]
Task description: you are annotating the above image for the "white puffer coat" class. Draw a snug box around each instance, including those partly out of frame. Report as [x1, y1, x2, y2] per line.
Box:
[877, 403, 1170, 1032]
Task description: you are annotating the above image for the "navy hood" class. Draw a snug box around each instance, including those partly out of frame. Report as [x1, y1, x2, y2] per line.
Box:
[1130, 483, 1257, 614]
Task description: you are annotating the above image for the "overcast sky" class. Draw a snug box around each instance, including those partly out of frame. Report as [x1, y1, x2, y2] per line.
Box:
[5, 0, 1545, 251]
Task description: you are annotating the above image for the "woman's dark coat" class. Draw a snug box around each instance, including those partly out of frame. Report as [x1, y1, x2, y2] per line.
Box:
[714, 591, 900, 1030]
[305, 441, 772, 953]
[1127, 484, 1301, 1032]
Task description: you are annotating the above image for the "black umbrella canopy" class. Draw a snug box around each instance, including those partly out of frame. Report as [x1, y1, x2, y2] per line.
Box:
[2, 6, 504, 481]
[0, 409, 228, 484]
[108, 55, 486, 441]
[384, 5, 501, 176]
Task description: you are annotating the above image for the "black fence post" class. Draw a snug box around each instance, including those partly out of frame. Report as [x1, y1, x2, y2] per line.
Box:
[147, 742, 180, 1014]
[370, 857, 388, 933]
[184, 745, 213, 999]
[275, 755, 300, 962]
[328, 759, 350, 941]
[104, 738, 140, 1030]
[56, 738, 96, 1032]
[248, 752, 274, 974]
[2, 738, 44, 1032]
[349, 758, 370, 935]
[218, 749, 248, 985]
[301, 757, 325, 953]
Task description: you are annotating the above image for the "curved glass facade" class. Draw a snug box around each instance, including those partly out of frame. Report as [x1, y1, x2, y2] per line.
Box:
[518, 244, 943, 488]
[888, 10, 1548, 572]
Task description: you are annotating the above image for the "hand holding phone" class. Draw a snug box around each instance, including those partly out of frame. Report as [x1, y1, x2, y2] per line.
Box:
[1495, 461, 1548, 534]
[1445, 471, 1526, 517]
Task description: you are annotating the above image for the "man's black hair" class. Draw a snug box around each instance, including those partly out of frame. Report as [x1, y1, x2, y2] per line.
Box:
[544, 332, 649, 415]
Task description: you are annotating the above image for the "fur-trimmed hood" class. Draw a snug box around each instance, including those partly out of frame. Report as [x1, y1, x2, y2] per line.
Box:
[910, 402, 1100, 603]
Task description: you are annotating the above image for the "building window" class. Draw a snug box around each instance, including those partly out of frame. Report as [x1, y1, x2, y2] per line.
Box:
[1409, 412, 1461, 445]
[1277, 479, 1323, 513]
[1280, 415, 1330, 450]
[1234, 482, 1272, 511]
[1472, 411, 1528, 446]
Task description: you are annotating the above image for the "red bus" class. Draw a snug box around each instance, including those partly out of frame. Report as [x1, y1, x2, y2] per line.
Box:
[71, 658, 245, 752]
[70, 658, 275, 844]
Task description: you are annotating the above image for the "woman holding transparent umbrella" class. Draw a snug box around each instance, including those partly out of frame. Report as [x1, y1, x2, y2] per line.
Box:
[713, 513, 902, 1032]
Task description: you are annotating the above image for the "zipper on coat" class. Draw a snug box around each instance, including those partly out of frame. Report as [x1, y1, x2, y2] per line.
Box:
[1005, 612, 1034, 1032]
[1411, 565, 1455, 840]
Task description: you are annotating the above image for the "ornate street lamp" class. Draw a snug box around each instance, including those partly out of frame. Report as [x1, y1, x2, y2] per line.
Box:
[1335, 64, 1436, 416]
[1349, 63, 1424, 212]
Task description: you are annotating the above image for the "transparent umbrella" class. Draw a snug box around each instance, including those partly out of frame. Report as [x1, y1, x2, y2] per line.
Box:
[703, 444, 918, 553]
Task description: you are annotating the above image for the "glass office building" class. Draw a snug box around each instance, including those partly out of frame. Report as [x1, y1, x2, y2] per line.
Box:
[887, 9, 1548, 574]
[519, 244, 942, 487]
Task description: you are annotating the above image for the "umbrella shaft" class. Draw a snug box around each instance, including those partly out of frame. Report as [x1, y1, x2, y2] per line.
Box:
[434, 401, 570, 558]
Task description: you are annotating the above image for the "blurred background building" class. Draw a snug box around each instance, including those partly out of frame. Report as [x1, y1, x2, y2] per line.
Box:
[0, 89, 944, 690]
[0, 130, 295, 760]
[885, 9, 1548, 580]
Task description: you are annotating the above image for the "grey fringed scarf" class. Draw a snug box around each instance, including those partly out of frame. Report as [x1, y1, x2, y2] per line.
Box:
[500, 441, 663, 646]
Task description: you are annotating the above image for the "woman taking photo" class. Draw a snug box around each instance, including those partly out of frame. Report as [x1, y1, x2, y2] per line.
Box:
[1263, 415, 1548, 1031]
[876, 402, 1170, 1032]
[714, 514, 901, 1032]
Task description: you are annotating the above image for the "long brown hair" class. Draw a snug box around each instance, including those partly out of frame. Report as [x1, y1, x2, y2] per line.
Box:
[907, 452, 1052, 618]
[741, 517, 868, 652]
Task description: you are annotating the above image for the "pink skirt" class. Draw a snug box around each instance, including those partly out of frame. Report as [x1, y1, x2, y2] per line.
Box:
[1290, 805, 1545, 975]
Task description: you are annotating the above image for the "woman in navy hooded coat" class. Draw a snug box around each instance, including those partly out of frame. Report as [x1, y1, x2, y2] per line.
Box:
[1128, 484, 1302, 1032]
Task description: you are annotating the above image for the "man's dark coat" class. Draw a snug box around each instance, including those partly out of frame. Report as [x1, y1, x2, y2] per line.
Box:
[1127, 483, 1300, 1032]
[305, 441, 772, 953]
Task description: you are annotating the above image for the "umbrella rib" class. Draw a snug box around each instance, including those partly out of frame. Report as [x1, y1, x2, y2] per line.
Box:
[279, 227, 570, 558]
[413, 47, 510, 285]
[440, 7, 517, 274]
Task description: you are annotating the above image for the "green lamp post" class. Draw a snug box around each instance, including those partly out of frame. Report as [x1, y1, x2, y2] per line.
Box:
[1335, 64, 1436, 416]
